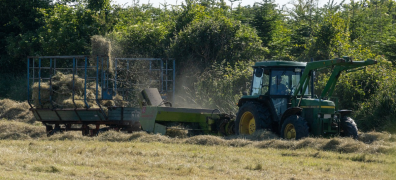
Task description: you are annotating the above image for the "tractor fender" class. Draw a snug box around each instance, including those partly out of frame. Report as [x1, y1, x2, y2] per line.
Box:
[338, 109, 352, 117]
[279, 107, 303, 130]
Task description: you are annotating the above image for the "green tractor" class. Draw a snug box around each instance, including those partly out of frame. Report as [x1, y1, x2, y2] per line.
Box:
[235, 57, 377, 139]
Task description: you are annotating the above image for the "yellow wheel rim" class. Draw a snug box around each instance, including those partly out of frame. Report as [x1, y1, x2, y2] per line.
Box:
[284, 123, 296, 139]
[239, 111, 256, 134]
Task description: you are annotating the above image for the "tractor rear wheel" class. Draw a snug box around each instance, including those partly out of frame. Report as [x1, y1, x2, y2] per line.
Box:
[235, 102, 272, 135]
[340, 117, 358, 139]
[281, 115, 309, 140]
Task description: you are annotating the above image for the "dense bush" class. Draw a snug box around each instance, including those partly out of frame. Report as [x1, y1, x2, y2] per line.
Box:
[181, 61, 253, 112]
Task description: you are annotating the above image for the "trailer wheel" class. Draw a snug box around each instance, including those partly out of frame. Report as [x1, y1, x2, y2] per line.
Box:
[340, 117, 358, 139]
[45, 125, 53, 137]
[82, 124, 90, 136]
[235, 102, 272, 135]
[281, 115, 309, 140]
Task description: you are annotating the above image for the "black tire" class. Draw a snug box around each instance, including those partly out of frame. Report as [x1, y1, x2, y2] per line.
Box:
[45, 125, 53, 137]
[82, 124, 90, 136]
[280, 115, 309, 140]
[234, 102, 272, 135]
[340, 117, 358, 139]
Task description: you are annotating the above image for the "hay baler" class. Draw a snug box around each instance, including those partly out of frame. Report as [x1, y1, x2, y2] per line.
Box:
[138, 88, 235, 136]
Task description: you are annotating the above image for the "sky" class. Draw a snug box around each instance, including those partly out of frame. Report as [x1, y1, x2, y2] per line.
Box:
[111, 0, 349, 8]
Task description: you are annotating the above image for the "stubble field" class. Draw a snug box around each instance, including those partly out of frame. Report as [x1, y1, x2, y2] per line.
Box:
[0, 120, 395, 180]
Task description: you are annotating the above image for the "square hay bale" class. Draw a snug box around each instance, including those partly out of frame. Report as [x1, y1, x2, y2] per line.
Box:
[91, 35, 113, 72]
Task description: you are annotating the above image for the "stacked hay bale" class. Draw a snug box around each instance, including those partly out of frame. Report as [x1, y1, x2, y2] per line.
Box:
[30, 71, 128, 110]
[91, 35, 113, 73]
[31, 71, 101, 108]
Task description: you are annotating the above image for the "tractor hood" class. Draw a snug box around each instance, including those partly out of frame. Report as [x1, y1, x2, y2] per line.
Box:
[299, 98, 335, 109]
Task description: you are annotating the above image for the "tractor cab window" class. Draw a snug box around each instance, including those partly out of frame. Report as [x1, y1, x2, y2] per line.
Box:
[251, 68, 269, 95]
[270, 69, 311, 96]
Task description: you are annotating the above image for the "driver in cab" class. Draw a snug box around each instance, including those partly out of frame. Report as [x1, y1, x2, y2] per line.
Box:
[271, 75, 288, 95]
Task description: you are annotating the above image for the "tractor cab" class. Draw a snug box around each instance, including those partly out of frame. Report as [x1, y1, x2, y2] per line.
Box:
[248, 62, 311, 121]
[251, 64, 311, 97]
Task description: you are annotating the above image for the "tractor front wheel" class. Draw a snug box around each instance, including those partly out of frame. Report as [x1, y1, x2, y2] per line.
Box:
[281, 115, 309, 140]
[235, 102, 272, 135]
[340, 117, 358, 139]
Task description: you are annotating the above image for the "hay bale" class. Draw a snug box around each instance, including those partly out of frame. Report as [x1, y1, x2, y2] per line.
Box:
[91, 35, 113, 72]
[31, 82, 52, 108]
[30, 71, 118, 110]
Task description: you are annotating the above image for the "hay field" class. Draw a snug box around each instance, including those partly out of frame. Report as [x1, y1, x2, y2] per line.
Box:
[0, 99, 396, 179]
[0, 120, 395, 179]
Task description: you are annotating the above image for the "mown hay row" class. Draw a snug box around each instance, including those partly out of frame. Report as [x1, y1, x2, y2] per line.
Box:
[0, 121, 45, 139]
[0, 99, 35, 123]
[1, 119, 394, 154]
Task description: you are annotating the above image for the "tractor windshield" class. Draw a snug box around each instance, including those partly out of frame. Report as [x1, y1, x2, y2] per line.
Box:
[270, 69, 311, 96]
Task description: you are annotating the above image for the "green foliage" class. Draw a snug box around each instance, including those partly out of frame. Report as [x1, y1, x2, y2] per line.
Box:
[316, 56, 396, 133]
[352, 61, 396, 133]
[0, 74, 27, 101]
[36, 4, 102, 55]
[87, 0, 110, 11]
[251, 0, 281, 53]
[184, 61, 253, 112]
[0, 0, 51, 73]
[110, 22, 170, 57]
[171, 13, 267, 70]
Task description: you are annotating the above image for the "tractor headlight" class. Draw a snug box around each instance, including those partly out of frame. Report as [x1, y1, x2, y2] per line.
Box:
[334, 115, 338, 120]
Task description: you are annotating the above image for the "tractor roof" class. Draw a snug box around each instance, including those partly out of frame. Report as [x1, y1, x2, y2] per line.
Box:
[253, 61, 307, 67]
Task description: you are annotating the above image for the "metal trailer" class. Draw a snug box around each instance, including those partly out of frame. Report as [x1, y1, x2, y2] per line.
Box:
[27, 55, 176, 136]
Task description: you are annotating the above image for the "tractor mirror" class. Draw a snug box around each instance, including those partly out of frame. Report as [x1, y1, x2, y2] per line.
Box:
[255, 68, 263, 77]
